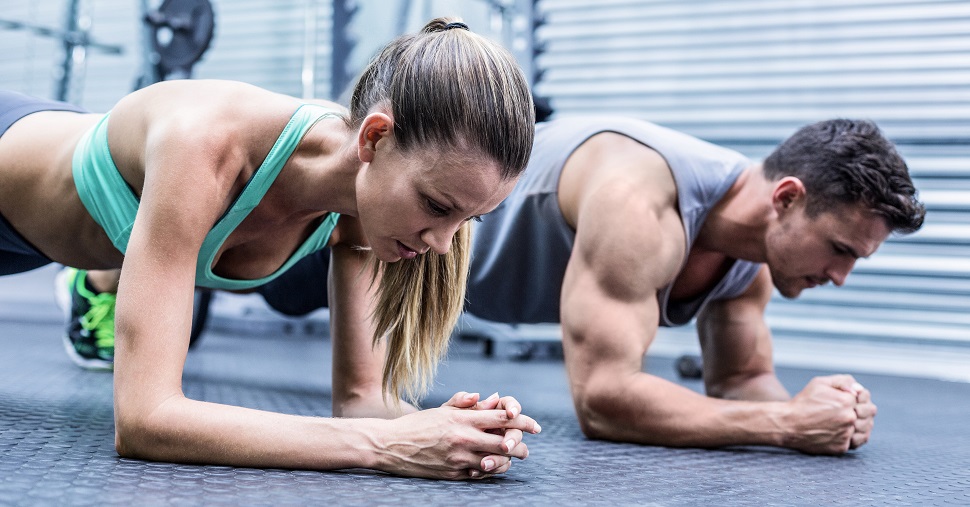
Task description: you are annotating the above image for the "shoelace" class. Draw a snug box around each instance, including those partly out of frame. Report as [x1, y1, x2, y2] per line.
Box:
[80, 292, 116, 349]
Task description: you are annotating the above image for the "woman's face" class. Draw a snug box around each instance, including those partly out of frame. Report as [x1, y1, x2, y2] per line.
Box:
[355, 135, 516, 263]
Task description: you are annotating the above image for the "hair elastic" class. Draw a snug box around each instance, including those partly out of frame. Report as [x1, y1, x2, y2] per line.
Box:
[443, 22, 469, 31]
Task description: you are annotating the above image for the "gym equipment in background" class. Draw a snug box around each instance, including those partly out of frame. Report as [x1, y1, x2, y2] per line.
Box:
[135, 0, 214, 88]
[0, 0, 124, 103]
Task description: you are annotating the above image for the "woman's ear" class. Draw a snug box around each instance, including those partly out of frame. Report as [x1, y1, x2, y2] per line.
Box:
[357, 112, 394, 163]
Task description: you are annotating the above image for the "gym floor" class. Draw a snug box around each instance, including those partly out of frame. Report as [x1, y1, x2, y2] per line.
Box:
[1, 267, 968, 506]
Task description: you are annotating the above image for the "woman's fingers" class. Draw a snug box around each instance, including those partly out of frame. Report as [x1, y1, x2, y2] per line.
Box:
[440, 392, 541, 435]
[476, 392, 500, 410]
[467, 456, 512, 480]
[465, 427, 531, 458]
[462, 409, 542, 434]
[447, 436, 526, 480]
[472, 447, 520, 479]
[441, 391, 481, 409]
[492, 457, 513, 475]
[478, 394, 524, 419]
[445, 392, 523, 421]
[461, 429, 530, 477]
[407, 397, 539, 480]
[854, 400, 877, 419]
[445, 392, 525, 423]
[495, 395, 522, 419]
[498, 429, 525, 454]
[480, 455, 514, 473]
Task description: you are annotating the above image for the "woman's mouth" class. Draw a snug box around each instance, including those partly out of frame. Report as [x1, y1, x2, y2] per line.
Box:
[397, 240, 418, 260]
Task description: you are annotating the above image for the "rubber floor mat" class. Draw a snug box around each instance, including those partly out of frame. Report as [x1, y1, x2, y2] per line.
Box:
[1, 320, 968, 506]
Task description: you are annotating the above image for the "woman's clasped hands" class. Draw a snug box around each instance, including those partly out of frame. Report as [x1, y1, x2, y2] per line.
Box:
[375, 392, 541, 480]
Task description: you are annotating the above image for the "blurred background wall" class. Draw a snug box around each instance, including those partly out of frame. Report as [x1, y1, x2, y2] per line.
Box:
[0, 0, 523, 109]
[1, 0, 967, 354]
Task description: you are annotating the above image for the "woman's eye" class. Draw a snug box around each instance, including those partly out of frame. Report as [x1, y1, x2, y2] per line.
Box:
[427, 200, 448, 216]
[466, 215, 483, 223]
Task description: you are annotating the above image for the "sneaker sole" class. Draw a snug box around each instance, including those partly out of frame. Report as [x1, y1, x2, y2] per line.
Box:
[61, 333, 114, 371]
[56, 268, 114, 372]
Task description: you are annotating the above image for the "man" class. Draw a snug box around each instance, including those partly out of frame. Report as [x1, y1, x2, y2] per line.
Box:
[463, 117, 923, 455]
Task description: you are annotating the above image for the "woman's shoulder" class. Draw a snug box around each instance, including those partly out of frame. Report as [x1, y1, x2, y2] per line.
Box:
[301, 98, 349, 116]
[113, 80, 298, 143]
[118, 80, 298, 124]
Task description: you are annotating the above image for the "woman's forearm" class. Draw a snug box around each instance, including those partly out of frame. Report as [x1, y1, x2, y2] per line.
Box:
[115, 392, 539, 479]
[115, 394, 384, 471]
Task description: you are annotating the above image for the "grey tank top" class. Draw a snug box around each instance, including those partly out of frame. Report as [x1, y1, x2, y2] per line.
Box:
[467, 116, 763, 327]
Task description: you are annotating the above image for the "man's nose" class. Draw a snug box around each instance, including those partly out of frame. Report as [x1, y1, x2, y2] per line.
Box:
[826, 257, 856, 287]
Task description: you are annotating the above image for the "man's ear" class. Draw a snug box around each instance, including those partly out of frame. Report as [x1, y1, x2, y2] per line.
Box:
[357, 112, 394, 163]
[771, 176, 807, 214]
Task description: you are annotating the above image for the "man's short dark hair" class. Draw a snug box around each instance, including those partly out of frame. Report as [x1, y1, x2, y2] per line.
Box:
[763, 119, 925, 234]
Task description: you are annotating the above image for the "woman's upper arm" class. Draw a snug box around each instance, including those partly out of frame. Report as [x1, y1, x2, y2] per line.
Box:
[112, 119, 235, 419]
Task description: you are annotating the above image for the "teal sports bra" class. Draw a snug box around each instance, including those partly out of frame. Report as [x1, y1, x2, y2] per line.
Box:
[72, 103, 341, 290]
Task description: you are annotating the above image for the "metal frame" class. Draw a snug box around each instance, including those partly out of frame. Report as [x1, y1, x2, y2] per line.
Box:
[0, 0, 123, 103]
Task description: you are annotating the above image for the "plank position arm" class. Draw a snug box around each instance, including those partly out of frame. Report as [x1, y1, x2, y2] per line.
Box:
[697, 266, 790, 402]
[560, 157, 872, 455]
[696, 266, 875, 452]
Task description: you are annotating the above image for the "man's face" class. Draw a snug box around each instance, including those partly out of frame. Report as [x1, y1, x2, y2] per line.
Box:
[765, 200, 891, 299]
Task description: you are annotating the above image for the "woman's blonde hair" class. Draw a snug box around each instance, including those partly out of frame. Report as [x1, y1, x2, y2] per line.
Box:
[349, 17, 535, 404]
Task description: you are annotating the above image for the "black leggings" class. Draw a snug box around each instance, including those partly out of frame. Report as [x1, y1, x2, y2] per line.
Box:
[256, 248, 330, 316]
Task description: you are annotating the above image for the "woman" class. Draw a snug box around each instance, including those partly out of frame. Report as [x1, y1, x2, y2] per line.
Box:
[0, 18, 539, 479]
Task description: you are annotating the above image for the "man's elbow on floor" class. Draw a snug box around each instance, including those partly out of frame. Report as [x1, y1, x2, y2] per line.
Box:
[574, 389, 625, 441]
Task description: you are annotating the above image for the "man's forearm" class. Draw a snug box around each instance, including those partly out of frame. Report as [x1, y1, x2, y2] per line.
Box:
[577, 371, 791, 449]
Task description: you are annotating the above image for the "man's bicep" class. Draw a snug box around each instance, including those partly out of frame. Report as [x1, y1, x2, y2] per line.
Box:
[559, 218, 664, 395]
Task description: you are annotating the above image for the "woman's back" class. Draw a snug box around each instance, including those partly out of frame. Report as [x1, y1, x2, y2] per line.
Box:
[0, 80, 339, 272]
[0, 108, 109, 268]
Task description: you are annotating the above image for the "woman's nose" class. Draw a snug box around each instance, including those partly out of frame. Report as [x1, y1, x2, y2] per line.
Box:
[421, 224, 456, 255]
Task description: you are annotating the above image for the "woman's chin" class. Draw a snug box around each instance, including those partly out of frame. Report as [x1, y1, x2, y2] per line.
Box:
[373, 251, 399, 263]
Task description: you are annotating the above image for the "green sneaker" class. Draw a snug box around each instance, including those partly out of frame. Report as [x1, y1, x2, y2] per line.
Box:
[56, 268, 115, 371]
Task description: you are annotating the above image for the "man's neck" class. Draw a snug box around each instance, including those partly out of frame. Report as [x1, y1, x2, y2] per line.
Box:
[694, 164, 773, 263]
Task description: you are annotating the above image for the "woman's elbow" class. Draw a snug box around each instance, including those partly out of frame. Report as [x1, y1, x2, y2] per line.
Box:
[114, 409, 150, 458]
[113, 397, 175, 458]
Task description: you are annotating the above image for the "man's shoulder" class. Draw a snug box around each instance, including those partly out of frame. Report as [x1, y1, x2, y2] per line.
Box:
[568, 131, 681, 228]
[570, 168, 687, 293]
